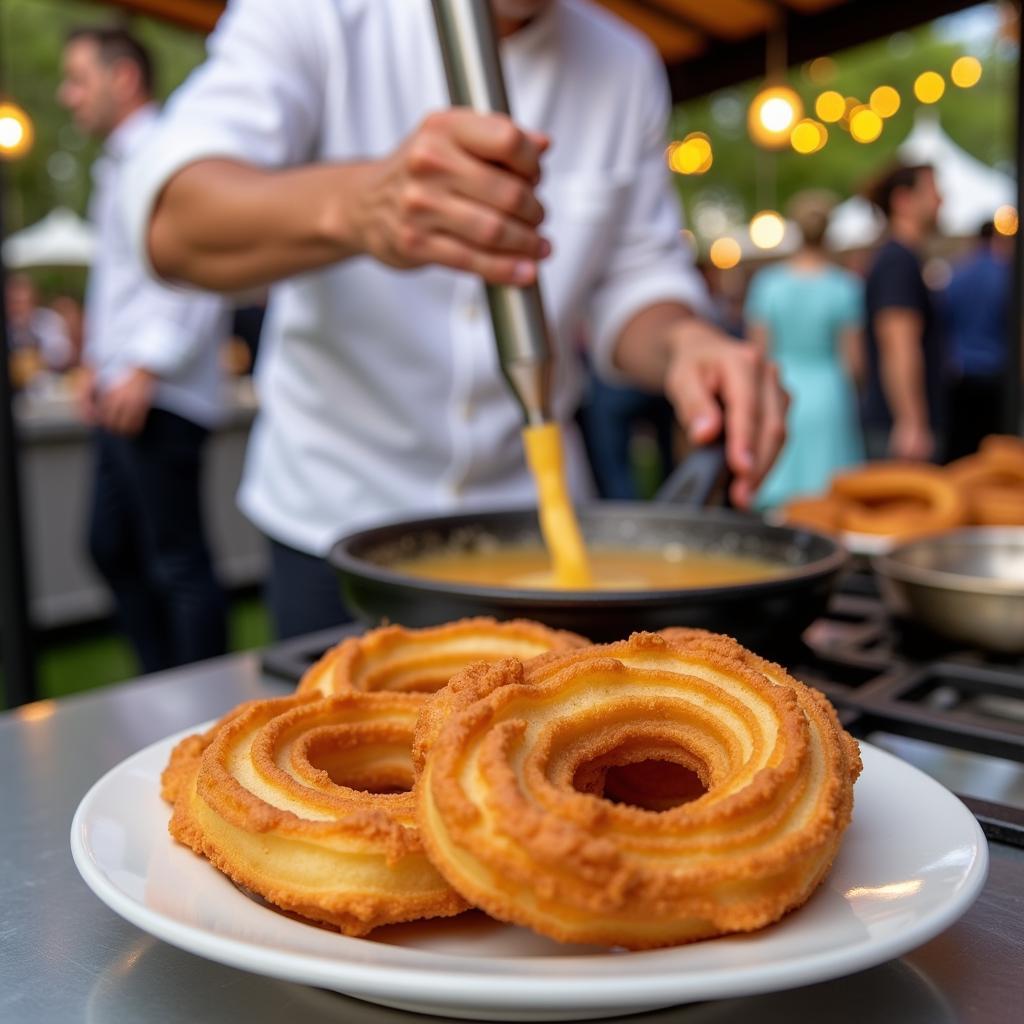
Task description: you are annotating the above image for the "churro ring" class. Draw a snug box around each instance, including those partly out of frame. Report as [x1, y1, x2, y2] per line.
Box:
[779, 495, 847, 534]
[980, 434, 1024, 466]
[298, 618, 588, 697]
[947, 450, 1024, 526]
[165, 620, 585, 805]
[169, 691, 468, 935]
[831, 463, 965, 538]
[415, 630, 861, 949]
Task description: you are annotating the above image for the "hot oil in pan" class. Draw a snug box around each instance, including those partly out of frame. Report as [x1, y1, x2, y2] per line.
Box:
[393, 545, 783, 591]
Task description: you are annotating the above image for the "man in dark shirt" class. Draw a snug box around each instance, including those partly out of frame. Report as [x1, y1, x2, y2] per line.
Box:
[862, 163, 946, 461]
[944, 220, 1012, 460]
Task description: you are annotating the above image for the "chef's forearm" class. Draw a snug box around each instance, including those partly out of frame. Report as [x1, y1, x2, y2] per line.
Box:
[148, 159, 373, 291]
[610, 302, 694, 391]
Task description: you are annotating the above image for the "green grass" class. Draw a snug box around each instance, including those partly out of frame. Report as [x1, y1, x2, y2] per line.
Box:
[30, 594, 273, 701]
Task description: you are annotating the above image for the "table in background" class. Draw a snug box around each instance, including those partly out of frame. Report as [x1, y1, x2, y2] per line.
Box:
[15, 379, 266, 628]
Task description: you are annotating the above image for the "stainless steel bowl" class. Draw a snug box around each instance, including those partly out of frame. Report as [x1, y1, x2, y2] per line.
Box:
[873, 528, 1024, 653]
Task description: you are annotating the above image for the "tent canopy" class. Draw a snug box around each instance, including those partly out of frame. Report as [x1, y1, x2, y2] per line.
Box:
[97, 0, 981, 101]
[826, 114, 1016, 250]
[2, 207, 96, 269]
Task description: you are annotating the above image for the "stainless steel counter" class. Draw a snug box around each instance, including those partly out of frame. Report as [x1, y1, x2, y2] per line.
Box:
[3, 654, 1022, 1024]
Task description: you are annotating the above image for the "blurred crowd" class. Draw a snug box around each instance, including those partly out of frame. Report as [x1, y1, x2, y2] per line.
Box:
[582, 165, 1014, 510]
[1, 14, 1017, 677]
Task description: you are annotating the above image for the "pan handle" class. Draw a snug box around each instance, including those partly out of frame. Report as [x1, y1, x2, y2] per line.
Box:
[653, 441, 732, 507]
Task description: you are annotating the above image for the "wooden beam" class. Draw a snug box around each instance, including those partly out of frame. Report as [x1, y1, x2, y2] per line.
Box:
[92, 0, 222, 32]
[666, 0, 984, 100]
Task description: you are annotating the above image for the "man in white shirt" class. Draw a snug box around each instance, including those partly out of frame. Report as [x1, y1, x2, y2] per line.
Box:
[60, 27, 230, 671]
[128, 0, 788, 638]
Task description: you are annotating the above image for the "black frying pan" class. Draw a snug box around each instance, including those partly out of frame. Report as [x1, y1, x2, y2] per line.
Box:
[328, 447, 847, 646]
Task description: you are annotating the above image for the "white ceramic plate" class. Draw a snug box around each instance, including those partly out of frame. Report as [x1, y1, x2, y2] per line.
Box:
[71, 727, 988, 1022]
[841, 531, 898, 558]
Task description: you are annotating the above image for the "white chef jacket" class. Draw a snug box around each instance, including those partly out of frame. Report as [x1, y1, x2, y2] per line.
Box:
[125, 0, 709, 555]
[87, 104, 229, 428]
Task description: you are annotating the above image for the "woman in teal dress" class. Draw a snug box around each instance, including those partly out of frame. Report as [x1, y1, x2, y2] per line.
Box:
[744, 192, 865, 510]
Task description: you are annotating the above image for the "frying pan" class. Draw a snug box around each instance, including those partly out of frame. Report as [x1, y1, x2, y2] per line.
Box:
[329, 447, 847, 645]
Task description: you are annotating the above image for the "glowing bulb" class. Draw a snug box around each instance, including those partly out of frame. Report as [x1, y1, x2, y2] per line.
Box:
[914, 72, 946, 104]
[870, 86, 901, 119]
[790, 119, 828, 155]
[850, 108, 883, 144]
[749, 86, 804, 148]
[951, 56, 982, 88]
[749, 211, 787, 250]
[815, 90, 846, 124]
[994, 205, 1018, 236]
[0, 117, 23, 148]
[0, 102, 33, 160]
[667, 133, 713, 175]
[709, 237, 742, 270]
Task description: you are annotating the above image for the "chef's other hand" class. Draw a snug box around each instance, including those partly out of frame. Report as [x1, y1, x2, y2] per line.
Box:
[664, 322, 789, 508]
[350, 110, 551, 286]
[99, 367, 156, 437]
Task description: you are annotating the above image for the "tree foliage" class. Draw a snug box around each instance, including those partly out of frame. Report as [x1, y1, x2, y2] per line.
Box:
[1, 0, 205, 232]
[670, 22, 1017, 240]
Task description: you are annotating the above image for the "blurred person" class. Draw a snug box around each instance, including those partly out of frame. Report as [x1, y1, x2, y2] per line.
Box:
[5, 273, 74, 377]
[578, 366, 676, 500]
[127, 0, 788, 639]
[944, 220, 1012, 461]
[744, 191, 864, 509]
[59, 26, 229, 672]
[50, 293, 86, 367]
[862, 163, 947, 461]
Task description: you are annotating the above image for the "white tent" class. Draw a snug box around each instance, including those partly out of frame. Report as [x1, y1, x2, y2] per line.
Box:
[3, 207, 96, 269]
[826, 113, 1015, 251]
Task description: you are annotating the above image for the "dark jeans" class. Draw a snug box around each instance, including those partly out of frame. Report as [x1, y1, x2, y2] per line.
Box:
[266, 537, 353, 640]
[88, 409, 227, 673]
[579, 372, 675, 500]
[946, 374, 1004, 462]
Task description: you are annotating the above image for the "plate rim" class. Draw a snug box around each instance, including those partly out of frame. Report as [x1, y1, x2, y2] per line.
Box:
[70, 725, 989, 1014]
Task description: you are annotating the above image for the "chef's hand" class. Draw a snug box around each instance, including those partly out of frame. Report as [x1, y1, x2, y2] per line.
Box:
[350, 110, 551, 286]
[663, 321, 789, 508]
[99, 368, 156, 437]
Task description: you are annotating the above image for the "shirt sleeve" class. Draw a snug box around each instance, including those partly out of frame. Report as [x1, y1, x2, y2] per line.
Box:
[587, 50, 711, 383]
[119, 283, 228, 379]
[122, 0, 326, 277]
[870, 246, 924, 316]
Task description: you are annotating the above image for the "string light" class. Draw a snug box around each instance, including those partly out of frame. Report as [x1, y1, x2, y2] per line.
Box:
[951, 56, 983, 88]
[748, 85, 804, 148]
[790, 119, 828, 154]
[815, 90, 846, 123]
[0, 101, 33, 160]
[850, 107, 883, 144]
[914, 72, 946, 104]
[749, 211, 787, 250]
[709, 237, 742, 269]
[666, 132, 713, 175]
[994, 205, 1019, 236]
[869, 86, 901, 119]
